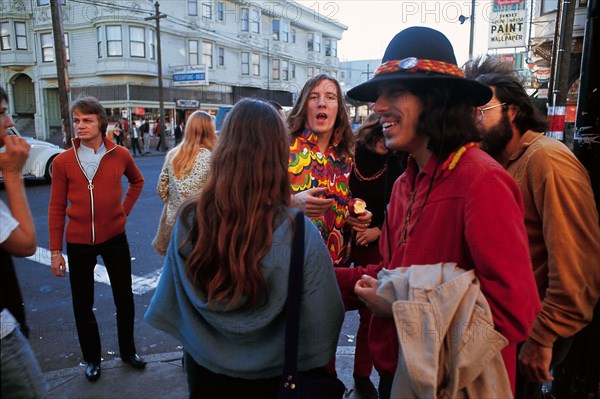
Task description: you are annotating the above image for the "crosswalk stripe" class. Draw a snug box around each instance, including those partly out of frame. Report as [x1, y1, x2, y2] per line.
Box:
[27, 247, 162, 295]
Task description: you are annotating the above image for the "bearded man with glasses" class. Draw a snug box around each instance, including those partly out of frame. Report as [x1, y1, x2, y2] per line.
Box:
[465, 55, 600, 399]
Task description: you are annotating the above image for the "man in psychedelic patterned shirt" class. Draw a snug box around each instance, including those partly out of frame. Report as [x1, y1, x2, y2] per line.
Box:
[287, 74, 371, 266]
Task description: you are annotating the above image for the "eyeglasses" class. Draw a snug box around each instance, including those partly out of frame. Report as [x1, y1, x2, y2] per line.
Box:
[476, 103, 506, 122]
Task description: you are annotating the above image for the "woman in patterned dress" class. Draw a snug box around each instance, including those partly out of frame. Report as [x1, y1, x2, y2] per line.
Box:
[152, 111, 216, 255]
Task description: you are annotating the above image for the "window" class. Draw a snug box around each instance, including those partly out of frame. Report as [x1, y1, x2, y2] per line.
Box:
[1, 22, 11, 50]
[97, 26, 102, 58]
[40, 32, 69, 62]
[291, 63, 296, 79]
[541, 0, 557, 13]
[148, 29, 155, 60]
[188, 0, 198, 16]
[37, 0, 65, 5]
[281, 21, 289, 43]
[40, 32, 53, 61]
[202, 41, 213, 68]
[241, 8, 249, 31]
[202, 2, 212, 19]
[15, 22, 27, 50]
[291, 29, 296, 44]
[315, 33, 321, 52]
[218, 46, 224, 66]
[241, 51, 249, 75]
[189, 40, 199, 64]
[129, 26, 145, 57]
[272, 20, 280, 41]
[216, 2, 224, 21]
[272, 20, 289, 42]
[307, 66, 314, 78]
[250, 9, 260, 33]
[272, 59, 280, 80]
[63, 33, 70, 61]
[325, 39, 336, 57]
[252, 53, 260, 76]
[106, 25, 122, 57]
[281, 60, 289, 80]
[307, 33, 313, 51]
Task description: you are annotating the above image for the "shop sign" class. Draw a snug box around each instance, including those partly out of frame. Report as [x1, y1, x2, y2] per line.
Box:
[173, 65, 209, 86]
[488, 0, 527, 49]
[176, 99, 200, 108]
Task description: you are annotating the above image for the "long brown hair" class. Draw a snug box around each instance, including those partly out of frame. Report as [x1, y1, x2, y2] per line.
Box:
[287, 74, 354, 157]
[183, 98, 291, 309]
[172, 111, 216, 178]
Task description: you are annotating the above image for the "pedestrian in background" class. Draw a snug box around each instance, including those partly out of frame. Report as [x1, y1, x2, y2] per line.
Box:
[344, 112, 405, 399]
[49, 96, 146, 383]
[0, 86, 48, 399]
[130, 121, 142, 157]
[112, 121, 123, 146]
[174, 121, 184, 146]
[152, 111, 216, 256]
[145, 98, 344, 397]
[465, 55, 600, 399]
[140, 119, 150, 154]
[155, 121, 166, 152]
[336, 27, 541, 398]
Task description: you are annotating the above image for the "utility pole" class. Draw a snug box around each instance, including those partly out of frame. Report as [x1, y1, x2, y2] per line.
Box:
[145, 2, 167, 152]
[548, 0, 577, 144]
[469, 0, 476, 58]
[361, 64, 373, 81]
[49, 0, 72, 148]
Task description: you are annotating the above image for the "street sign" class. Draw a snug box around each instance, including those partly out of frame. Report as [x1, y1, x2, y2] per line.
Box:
[173, 65, 209, 87]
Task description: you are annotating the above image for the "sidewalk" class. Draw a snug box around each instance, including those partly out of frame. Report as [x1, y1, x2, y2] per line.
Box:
[45, 349, 379, 398]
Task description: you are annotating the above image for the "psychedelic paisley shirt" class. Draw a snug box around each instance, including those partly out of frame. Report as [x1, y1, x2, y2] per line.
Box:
[289, 128, 352, 266]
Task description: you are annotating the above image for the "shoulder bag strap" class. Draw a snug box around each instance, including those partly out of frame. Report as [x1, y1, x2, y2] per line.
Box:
[281, 211, 306, 380]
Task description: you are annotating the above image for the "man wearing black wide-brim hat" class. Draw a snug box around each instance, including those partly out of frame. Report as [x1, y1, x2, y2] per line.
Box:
[335, 26, 541, 399]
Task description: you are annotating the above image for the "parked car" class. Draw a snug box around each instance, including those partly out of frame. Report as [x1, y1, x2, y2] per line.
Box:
[0, 127, 65, 183]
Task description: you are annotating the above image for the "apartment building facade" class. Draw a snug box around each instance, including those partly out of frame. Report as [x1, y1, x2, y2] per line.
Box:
[0, 0, 347, 140]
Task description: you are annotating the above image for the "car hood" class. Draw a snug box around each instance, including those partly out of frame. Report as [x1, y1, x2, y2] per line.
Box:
[24, 137, 61, 149]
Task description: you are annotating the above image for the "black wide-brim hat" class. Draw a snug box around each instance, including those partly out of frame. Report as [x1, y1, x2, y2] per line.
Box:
[347, 27, 492, 106]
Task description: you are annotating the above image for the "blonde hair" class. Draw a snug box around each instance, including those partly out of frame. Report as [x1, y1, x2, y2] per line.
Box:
[172, 111, 216, 178]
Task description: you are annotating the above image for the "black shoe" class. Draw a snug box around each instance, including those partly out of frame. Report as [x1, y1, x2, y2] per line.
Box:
[354, 375, 378, 399]
[85, 362, 101, 382]
[122, 353, 147, 369]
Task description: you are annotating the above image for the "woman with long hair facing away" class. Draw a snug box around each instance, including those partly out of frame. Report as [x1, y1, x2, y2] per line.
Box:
[152, 111, 216, 255]
[145, 99, 344, 398]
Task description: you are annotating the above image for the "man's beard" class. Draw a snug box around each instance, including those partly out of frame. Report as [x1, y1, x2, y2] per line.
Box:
[479, 112, 513, 159]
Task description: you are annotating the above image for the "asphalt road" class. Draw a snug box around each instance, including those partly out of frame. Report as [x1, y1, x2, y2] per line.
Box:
[1, 154, 360, 373]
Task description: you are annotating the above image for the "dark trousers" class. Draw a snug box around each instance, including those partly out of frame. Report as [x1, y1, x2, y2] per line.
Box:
[67, 233, 136, 363]
[348, 243, 380, 378]
[130, 138, 142, 155]
[515, 336, 574, 399]
[184, 352, 279, 398]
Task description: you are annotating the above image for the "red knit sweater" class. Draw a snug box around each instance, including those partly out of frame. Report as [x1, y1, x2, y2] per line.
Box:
[48, 138, 144, 249]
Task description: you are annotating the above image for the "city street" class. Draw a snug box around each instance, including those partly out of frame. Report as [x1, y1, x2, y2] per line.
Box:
[1, 153, 361, 374]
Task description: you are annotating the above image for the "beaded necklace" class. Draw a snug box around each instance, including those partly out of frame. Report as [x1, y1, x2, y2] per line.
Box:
[353, 160, 388, 181]
[397, 142, 479, 247]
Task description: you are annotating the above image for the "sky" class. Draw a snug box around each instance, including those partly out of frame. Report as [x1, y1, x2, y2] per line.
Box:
[297, 0, 492, 65]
